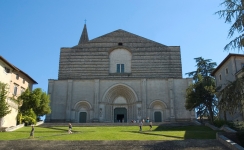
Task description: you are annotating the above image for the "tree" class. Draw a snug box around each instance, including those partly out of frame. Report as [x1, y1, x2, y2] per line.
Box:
[217, 71, 244, 121]
[35, 91, 51, 118]
[215, 0, 244, 51]
[185, 57, 217, 123]
[18, 88, 51, 121]
[21, 108, 37, 125]
[0, 82, 11, 119]
[186, 57, 216, 80]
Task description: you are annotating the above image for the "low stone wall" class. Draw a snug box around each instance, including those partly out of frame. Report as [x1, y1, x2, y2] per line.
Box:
[220, 126, 237, 133]
[5, 124, 24, 132]
[216, 133, 244, 150]
[204, 123, 244, 150]
[205, 122, 220, 130]
[5, 121, 44, 132]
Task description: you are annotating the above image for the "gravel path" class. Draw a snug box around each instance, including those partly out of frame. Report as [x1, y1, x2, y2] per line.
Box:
[0, 140, 229, 150]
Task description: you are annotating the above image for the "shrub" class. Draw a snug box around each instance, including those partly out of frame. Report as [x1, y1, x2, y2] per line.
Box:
[21, 108, 37, 126]
[21, 116, 36, 126]
[236, 131, 244, 147]
[213, 119, 234, 128]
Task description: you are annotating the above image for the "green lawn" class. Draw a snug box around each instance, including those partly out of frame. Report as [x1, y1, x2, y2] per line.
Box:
[0, 125, 217, 140]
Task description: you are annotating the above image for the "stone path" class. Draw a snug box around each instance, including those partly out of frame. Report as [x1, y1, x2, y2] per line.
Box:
[0, 140, 229, 150]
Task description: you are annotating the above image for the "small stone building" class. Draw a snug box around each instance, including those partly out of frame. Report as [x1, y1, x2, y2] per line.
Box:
[211, 53, 244, 121]
[46, 24, 194, 123]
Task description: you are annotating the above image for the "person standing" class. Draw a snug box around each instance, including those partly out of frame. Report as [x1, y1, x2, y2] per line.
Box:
[139, 121, 143, 132]
[149, 121, 152, 131]
[29, 125, 35, 138]
[68, 123, 72, 134]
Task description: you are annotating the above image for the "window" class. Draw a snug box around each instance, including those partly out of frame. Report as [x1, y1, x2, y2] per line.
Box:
[23, 79, 25, 84]
[219, 74, 222, 81]
[109, 49, 132, 74]
[225, 68, 228, 74]
[118, 42, 123, 46]
[21, 87, 25, 94]
[117, 64, 124, 73]
[4, 67, 10, 73]
[14, 84, 18, 96]
[242, 63, 244, 68]
[16, 74, 19, 80]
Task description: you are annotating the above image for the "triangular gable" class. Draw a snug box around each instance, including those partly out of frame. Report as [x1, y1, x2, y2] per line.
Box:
[73, 29, 167, 47]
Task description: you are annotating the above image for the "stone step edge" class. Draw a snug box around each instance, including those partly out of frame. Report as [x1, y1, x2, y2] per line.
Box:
[216, 132, 244, 150]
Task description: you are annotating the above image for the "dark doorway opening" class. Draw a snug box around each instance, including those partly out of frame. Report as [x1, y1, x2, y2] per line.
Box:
[117, 114, 124, 122]
[154, 111, 162, 122]
[114, 108, 127, 123]
[79, 112, 87, 123]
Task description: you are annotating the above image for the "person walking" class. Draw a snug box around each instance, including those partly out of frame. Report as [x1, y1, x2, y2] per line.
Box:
[29, 125, 35, 138]
[139, 121, 143, 132]
[149, 121, 152, 131]
[68, 123, 72, 134]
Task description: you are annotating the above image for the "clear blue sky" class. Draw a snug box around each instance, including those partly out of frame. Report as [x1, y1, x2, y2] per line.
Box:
[0, 0, 242, 92]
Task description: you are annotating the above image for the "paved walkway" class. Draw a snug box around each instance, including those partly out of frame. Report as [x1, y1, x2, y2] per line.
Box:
[0, 140, 229, 150]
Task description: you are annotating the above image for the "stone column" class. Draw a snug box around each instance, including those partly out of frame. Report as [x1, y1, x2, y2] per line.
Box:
[66, 80, 73, 122]
[141, 79, 147, 118]
[71, 109, 76, 122]
[94, 79, 100, 119]
[45, 79, 54, 122]
[169, 79, 175, 122]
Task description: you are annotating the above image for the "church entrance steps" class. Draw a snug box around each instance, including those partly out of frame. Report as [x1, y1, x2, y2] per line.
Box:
[39, 121, 198, 127]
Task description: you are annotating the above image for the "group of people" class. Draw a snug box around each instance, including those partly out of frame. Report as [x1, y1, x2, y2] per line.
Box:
[139, 120, 152, 132]
[29, 120, 152, 138]
[29, 123, 73, 139]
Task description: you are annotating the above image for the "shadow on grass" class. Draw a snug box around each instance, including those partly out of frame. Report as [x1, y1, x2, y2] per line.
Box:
[123, 131, 184, 139]
[38, 126, 68, 132]
[153, 125, 216, 139]
[35, 132, 80, 139]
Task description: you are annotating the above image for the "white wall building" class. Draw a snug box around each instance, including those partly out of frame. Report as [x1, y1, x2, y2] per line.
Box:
[0, 56, 37, 127]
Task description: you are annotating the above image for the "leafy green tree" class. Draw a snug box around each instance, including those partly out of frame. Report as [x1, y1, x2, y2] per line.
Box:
[21, 108, 37, 125]
[35, 91, 51, 118]
[215, 0, 244, 51]
[218, 72, 244, 121]
[18, 88, 51, 121]
[185, 57, 217, 123]
[0, 82, 11, 119]
[186, 57, 216, 80]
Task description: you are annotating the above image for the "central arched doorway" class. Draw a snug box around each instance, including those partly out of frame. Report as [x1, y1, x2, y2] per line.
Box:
[114, 108, 127, 122]
[101, 84, 139, 122]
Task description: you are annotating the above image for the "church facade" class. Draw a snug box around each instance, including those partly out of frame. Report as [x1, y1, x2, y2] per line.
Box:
[45, 24, 194, 123]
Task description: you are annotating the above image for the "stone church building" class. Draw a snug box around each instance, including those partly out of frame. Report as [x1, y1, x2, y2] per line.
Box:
[45, 24, 194, 123]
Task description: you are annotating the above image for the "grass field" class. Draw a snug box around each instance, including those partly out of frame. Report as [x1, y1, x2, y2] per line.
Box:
[0, 125, 217, 140]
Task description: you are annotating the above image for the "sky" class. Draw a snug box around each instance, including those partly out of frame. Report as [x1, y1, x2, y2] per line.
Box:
[0, 0, 243, 92]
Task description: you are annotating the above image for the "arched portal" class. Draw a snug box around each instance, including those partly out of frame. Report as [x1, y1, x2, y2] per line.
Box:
[74, 101, 92, 123]
[149, 100, 167, 122]
[101, 84, 138, 122]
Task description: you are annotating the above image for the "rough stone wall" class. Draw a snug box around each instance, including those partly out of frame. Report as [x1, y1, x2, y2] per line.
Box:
[173, 78, 193, 121]
[47, 78, 192, 122]
[58, 30, 182, 80]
